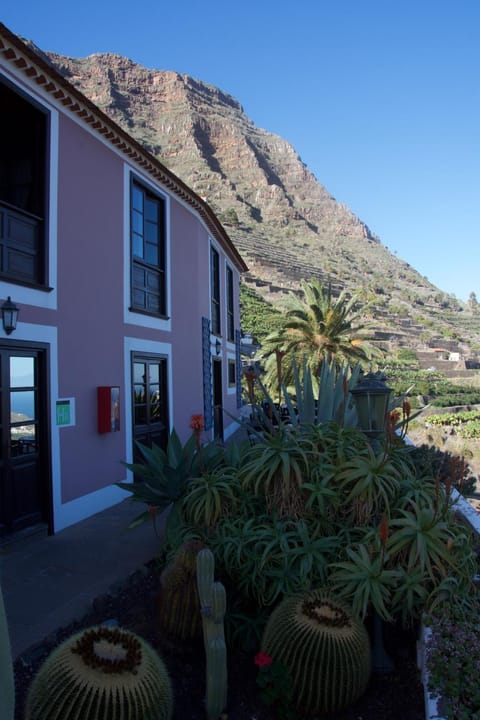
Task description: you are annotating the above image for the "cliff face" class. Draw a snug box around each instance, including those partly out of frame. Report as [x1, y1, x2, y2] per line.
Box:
[45, 50, 480, 351]
[47, 53, 381, 282]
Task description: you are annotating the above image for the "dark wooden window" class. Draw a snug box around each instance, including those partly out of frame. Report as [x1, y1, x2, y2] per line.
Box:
[132, 354, 169, 460]
[0, 78, 47, 287]
[226, 266, 235, 342]
[211, 246, 221, 335]
[228, 358, 236, 387]
[131, 180, 166, 316]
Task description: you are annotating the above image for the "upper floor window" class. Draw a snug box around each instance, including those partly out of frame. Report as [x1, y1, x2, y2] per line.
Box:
[210, 246, 221, 335]
[0, 79, 48, 287]
[131, 179, 166, 316]
[226, 265, 235, 342]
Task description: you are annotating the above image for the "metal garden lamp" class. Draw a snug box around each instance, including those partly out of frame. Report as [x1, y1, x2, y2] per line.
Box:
[351, 371, 392, 453]
[351, 370, 394, 674]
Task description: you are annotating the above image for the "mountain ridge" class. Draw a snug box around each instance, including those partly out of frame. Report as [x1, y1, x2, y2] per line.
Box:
[44, 49, 480, 354]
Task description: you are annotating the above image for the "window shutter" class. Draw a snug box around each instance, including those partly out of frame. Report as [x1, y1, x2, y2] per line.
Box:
[235, 329, 242, 409]
[202, 317, 213, 430]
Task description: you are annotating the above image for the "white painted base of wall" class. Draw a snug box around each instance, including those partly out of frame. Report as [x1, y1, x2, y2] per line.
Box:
[417, 625, 445, 720]
[53, 485, 129, 532]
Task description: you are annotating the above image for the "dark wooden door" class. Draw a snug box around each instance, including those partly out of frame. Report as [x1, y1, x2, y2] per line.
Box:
[0, 347, 49, 535]
[132, 354, 169, 462]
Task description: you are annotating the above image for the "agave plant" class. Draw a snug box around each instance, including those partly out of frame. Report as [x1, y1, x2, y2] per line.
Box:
[118, 426, 240, 531]
[279, 358, 361, 427]
[117, 429, 198, 531]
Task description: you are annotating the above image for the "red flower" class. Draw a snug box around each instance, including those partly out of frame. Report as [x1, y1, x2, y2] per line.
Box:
[389, 410, 400, 427]
[254, 651, 273, 668]
[190, 414, 205, 432]
[379, 513, 389, 548]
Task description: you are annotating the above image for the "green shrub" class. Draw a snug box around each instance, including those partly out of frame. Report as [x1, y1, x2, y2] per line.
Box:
[427, 595, 480, 719]
[167, 423, 477, 628]
[409, 444, 477, 496]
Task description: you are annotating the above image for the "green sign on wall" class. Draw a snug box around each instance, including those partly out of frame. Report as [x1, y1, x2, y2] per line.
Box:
[56, 398, 75, 427]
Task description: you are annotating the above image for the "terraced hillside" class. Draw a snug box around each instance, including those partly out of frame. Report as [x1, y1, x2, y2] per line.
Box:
[38, 46, 480, 355]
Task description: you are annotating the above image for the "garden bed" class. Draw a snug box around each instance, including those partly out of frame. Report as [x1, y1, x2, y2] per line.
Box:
[14, 558, 425, 720]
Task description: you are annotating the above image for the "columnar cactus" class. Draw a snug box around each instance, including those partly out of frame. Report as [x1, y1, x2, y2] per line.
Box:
[261, 588, 371, 715]
[196, 548, 227, 720]
[158, 540, 204, 640]
[0, 576, 14, 720]
[25, 625, 173, 720]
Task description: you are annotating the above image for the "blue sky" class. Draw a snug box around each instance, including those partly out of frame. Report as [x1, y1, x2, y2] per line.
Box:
[3, 1, 479, 301]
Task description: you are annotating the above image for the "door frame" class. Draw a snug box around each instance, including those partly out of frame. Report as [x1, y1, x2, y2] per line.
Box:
[0, 339, 52, 535]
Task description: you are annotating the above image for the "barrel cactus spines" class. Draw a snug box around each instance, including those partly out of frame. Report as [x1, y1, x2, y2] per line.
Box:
[25, 625, 173, 720]
[261, 588, 371, 715]
[0, 576, 14, 720]
[196, 548, 228, 720]
[158, 539, 205, 641]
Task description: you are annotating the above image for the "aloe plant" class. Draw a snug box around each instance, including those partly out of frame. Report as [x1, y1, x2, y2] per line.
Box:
[387, 504, 473, 581]
[330, 541, 400, 621]
[183, 466, 241, 529]
[239, 426, 311, 516]
[211, 513, 340, 607]
[335, 445, 402, 525]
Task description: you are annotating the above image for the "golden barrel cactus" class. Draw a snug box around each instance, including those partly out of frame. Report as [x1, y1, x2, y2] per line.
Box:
[261, 588, 371, 715]
[26, 625, 173, 720]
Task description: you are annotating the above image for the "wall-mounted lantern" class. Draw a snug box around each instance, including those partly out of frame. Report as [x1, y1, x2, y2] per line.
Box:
[215, 338, 222, 356]
[1, 297, 19, 335]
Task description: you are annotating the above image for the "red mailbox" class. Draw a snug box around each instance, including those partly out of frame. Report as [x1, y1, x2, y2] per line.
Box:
[97, 386, 120, 433]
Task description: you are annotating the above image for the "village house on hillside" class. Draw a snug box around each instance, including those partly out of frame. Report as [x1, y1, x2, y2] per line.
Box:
[0, 24, 247, 536]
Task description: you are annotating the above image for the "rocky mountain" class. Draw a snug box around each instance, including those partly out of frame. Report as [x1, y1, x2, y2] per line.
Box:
[45, 50, 480, 355]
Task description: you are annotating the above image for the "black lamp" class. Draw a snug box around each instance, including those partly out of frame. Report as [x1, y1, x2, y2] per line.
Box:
[351, 371, 392, 443]
[215, 338, 222, 356]
[1, 297, 19, 335]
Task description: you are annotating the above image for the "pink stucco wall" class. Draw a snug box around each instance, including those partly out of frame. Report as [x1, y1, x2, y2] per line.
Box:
[55, 117, 127, 501]
[1, 55, 243, 523]
[44, 114, 240, 504]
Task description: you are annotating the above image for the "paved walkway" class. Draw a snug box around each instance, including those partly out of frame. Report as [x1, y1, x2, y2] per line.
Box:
[0, 500, 161, 659]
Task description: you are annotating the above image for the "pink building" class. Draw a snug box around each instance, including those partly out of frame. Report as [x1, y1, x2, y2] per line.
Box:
[0, 24, 247, 536]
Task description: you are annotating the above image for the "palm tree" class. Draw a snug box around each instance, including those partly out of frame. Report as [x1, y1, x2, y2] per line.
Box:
[258, 279, 378, 395]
